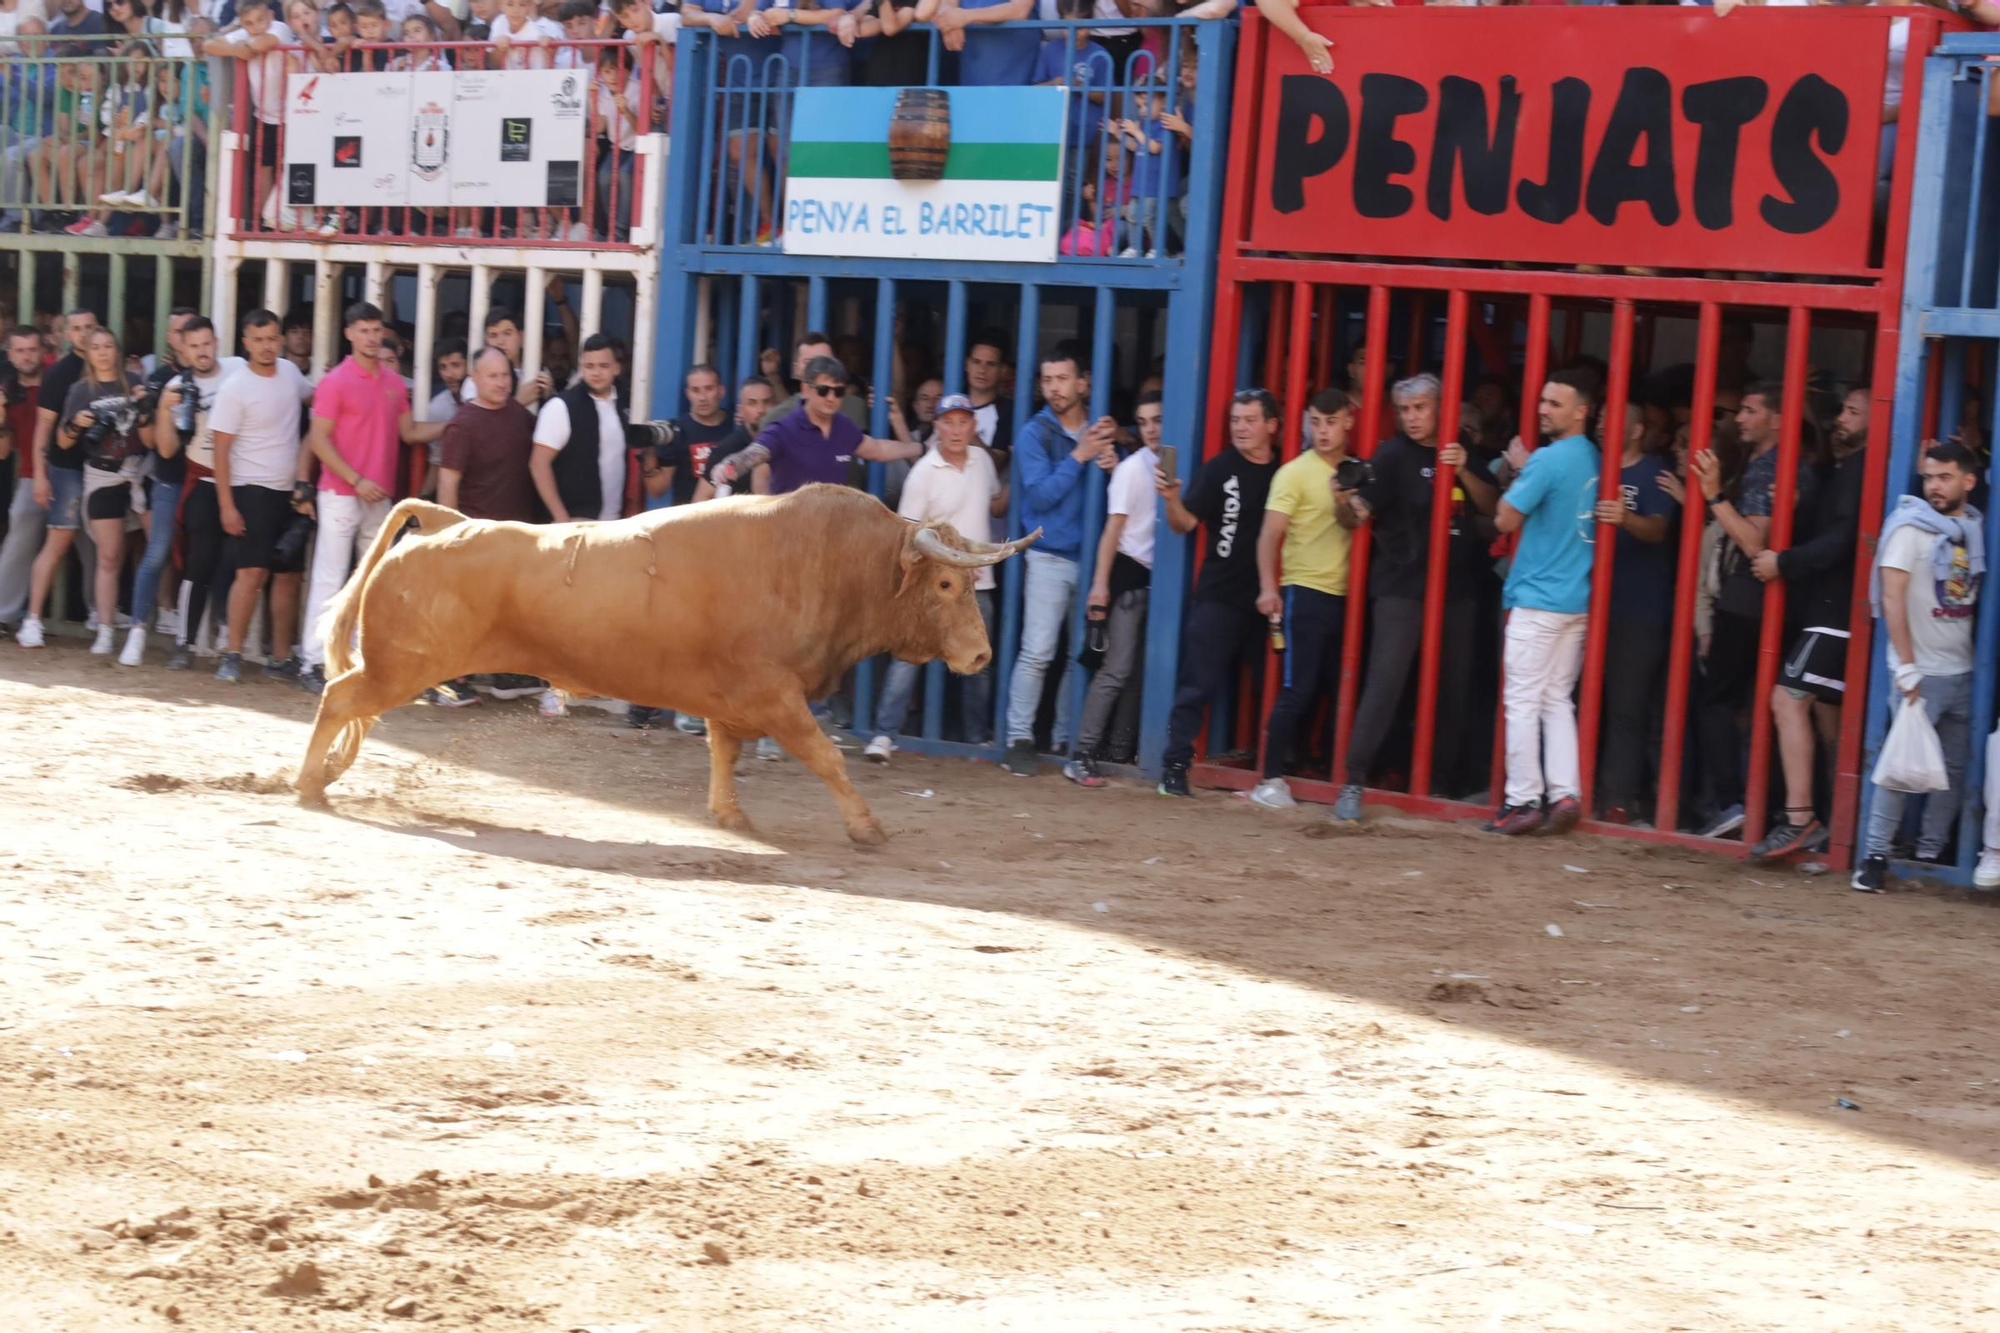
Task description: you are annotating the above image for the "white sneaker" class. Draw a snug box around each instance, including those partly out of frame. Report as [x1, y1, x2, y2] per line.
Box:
[565, 221, 591, 241]
[1248, 777, 1296, 810]
[91, 624, 116, 655]
[118, 626, 146, 667]
[537, 688, 569, 718]
[756, 737, 784, 762]
[1978, 848, 2000, 890]
[98, 188, 135, 206]
[864, 734, 894, 763]
[153, 607, 182, 638]
[16, 616, 44, 648]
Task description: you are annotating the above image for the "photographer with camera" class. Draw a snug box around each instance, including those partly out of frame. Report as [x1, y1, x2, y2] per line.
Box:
[295, 302, 448, 697]
[17, 328, 141, 655]
[133, 317, 243, 669]
[1333, 373, 1499, 824]
[1245, 389, 1358, 811]
[0, 326, 47, 638]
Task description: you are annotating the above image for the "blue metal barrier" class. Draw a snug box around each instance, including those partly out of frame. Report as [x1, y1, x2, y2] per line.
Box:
[1871, 32, 2000, 889]
[654, 17, 1235, 775]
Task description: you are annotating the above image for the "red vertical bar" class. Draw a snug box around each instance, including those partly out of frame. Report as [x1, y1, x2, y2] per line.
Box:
[1409, 287, 1469, 797]
[1491, 293, 1552, 803]
[1253, 281, 1316, 779]
[1314, 286, 1337, 392]
[1742, 306, 1812, 847]
[1921, 339, 1943, 442]
[1262, 283, 1288, 392]
[1653, 302, 1721, 835]
[1573, 299, 1635, 815]
[1331, 284, 1392, 774]
[1404, 294, 1426, 376]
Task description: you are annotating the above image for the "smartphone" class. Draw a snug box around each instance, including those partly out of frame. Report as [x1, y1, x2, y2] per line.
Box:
[1156, 444, 1178, 483]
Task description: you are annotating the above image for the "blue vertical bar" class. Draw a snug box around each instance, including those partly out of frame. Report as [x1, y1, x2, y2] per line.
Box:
[1958, 340, 2000, 875]
[807, 275, 828, 340]
[735, 274, 761, 409]
[854, 275, 898, 740]
[716, 281, 739, 387]
[1960, 67, 1992, 313]
[653, 29, 709, 446]
[995, 282, 1042, 750]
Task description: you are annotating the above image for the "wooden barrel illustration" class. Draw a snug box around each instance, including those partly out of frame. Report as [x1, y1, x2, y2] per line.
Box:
[887, 87, 951, 183]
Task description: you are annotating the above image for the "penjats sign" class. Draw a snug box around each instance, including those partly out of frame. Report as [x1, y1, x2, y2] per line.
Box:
[1247, 10, 1891, 276]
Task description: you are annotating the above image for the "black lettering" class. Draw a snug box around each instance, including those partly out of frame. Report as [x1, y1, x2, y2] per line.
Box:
[1761, 74, 1848, 235]
[1426, 75, 1520, 221]
[1269, 75, 1349, 216]
[1586, 67, 1679, 227]
[1681, 77, 1769, 231]
[1516, 77, 1591, 225]
[1353, 73, 1427, 220]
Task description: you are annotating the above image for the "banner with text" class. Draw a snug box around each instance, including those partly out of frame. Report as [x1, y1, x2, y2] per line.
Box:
[285, 68, 587, 210]
[783, 86, 1067, 263]
[1245, 9, 1893, 276]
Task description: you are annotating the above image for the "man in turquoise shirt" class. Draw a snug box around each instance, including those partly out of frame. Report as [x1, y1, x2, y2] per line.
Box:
[1489, 367, 1600, 836]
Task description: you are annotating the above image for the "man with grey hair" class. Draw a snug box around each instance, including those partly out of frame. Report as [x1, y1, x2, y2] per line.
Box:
[1334, 371, 1498, 823]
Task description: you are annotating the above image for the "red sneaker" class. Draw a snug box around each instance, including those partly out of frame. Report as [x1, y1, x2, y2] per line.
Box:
[1547, 796, 1582, 834]
[1485, 803, 1545, 836]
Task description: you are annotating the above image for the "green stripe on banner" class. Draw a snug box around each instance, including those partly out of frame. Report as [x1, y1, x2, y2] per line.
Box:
[787, 141, 1061, 182]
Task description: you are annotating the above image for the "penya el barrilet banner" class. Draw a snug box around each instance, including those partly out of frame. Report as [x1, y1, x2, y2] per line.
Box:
[1244, 8, 1893, 276]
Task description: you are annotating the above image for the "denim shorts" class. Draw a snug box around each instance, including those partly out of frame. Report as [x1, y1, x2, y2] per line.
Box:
[45, 466, 84, 531]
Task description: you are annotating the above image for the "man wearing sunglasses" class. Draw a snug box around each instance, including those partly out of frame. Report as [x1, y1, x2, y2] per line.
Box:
[710, 355, 920, 496]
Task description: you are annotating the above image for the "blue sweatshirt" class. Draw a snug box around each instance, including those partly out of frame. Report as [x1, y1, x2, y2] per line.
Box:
[1015, 405, 1089, 560]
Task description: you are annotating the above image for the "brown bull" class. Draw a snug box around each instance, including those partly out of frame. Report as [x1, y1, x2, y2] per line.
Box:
[296, 485, 1038, 843]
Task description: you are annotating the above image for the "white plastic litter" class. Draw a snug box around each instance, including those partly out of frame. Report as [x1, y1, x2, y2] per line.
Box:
[1872, 697, 1950, 793]
[1562, 865, 1590, 874]
[267, 1050, 309, 1063]
[485, 1041, 517, 1058]
[1091, 902, 1109, 914]
[1545, 924, 1565, 938]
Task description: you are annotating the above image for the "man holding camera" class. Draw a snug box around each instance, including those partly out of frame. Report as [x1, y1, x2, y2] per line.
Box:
[296, 302, 447, 697]
[1334, 373, 1498, 823]
[132, 317, 242, 668]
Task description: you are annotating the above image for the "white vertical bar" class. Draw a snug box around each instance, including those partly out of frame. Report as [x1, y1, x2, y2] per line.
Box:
[468, 263, 491, 360]
[631, 265, 657, 421]
[522, 265, 547, 386]
[363, 259, 388, 312]
[262, 258, 289, 317]
[581, 268, 605, 346]
[414, 261, 440, 420]
[312, 257, 340, 375]
[212, 256, 240, 357]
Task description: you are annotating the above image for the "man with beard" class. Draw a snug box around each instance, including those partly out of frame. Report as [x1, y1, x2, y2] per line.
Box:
[1748, 389, 1870, 862]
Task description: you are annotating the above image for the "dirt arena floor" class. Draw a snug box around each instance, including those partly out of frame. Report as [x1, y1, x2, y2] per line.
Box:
[3, 644, 1999, 1332]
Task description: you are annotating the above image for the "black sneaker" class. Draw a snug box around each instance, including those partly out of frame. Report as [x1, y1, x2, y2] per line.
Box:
[1750, 817, 1824, 863]
[262, 655, 301, 682]
[423, 681, 481, 708]
[165, 645, 191, 672]
[488, 673, 544, 700]
[214, 652, 242, 683]
[1157, 764, 1191, 798]
[297, 664, 326, 696]
[999, 740, 1039, 778]
[1851, 855, 1887, 894]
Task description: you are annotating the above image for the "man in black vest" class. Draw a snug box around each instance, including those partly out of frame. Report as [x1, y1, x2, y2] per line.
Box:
[530, 333, 627, 527]
[524, 333, 628, 718]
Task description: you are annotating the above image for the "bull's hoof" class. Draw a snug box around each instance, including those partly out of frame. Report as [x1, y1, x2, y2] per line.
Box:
[846, 818, 889, 848]
[712, 808, 753, 833]
[295, 783, 329, 809]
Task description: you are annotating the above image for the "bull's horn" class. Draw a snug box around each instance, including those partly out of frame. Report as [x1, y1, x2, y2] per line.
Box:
[912, 526, 1042, 567]
[955, 528, 1042, 558]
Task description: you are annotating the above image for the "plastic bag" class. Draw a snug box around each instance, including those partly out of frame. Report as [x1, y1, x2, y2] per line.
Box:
[1872, 697, 1950, 794]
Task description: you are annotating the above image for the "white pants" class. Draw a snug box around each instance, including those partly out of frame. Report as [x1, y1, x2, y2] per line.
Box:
[1503, 607, 1588, 808]
[1986, 726, 2000, 852]
[300, 490, 393, 668]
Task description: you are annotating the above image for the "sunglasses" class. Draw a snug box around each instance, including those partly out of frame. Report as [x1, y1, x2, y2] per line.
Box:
[809, 383, 847, 398]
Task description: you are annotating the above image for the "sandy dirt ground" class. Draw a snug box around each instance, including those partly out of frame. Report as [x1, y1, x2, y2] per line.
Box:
[3, 643, 1999, 1333]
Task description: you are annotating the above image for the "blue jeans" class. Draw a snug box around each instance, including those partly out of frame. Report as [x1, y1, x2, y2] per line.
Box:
[1005, 550, 1076, 748]
[877, 589, 996, 744]
[132, 476, 180, 625]
[1865, 670, 1973, 860]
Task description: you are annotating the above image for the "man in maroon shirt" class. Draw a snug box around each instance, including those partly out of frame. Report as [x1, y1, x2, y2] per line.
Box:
[439, 348, 539, 522]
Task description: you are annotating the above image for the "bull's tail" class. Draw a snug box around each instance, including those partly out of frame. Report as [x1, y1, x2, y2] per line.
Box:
[320, 498, 467, 680]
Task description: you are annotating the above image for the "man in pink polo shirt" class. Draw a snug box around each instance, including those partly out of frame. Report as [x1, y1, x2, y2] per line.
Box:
[296, 301, 446, 696]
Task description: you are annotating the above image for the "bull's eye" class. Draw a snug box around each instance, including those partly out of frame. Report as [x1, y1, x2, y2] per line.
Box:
[938, 579, 952, 591]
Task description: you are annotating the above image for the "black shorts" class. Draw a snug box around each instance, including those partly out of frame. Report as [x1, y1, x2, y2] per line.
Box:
[1779, 627, 1850, 704]
[85, 480, 131, 521]
[225, 484, 294, 572]
[255, 122, 281, 168]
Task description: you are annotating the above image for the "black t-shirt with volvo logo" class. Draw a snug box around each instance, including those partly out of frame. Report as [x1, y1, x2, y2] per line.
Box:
[1185, 446, 1279, 614]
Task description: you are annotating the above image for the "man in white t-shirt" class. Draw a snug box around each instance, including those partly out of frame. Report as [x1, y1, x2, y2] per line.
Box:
[863, 394, 1008, 763]
[1064, 389, 1160, 788]
[205, 307, 317, 684]
[203, 0, 295, 231]
[1856, 440, 1985, 892]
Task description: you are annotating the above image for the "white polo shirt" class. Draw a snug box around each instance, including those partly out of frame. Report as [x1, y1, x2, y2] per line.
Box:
[897, 443, 1003, 591]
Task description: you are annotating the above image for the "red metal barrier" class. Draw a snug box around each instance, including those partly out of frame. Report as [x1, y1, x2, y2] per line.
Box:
[225, 39, 653, 247]
[1192, 5, 1946, 865]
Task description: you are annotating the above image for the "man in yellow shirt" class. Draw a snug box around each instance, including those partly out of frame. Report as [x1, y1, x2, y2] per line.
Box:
[1251, 389, 1359, 809]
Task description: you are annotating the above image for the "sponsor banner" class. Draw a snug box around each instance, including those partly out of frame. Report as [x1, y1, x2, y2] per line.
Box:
[782, 86, 1066, 263]
[281, 68, 587, 210]
[1246, 9, 1889, 275]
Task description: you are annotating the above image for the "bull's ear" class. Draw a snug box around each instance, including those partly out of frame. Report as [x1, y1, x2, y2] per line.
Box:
[894, 529, 926, 598]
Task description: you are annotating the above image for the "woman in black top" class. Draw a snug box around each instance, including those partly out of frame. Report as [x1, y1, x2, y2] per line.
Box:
[19, 328, 141, 655]
[859, 0, 939, 86]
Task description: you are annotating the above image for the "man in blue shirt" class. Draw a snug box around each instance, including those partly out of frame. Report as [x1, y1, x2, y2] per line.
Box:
[1001, 345, 1116, 777]
[939, 0, 1040, 87]
[1489, 367, 1600, 836]
[749, 0, 863, 87]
